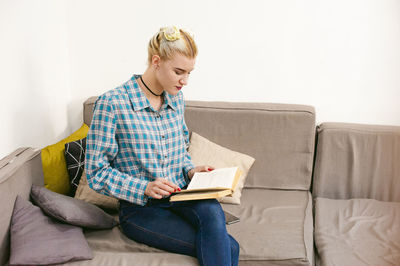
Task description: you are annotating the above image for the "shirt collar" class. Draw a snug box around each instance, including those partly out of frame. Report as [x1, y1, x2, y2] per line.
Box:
[126, 75, 177, 112]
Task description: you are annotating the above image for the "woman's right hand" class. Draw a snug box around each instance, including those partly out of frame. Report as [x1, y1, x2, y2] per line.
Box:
[144, 178, 181, 199]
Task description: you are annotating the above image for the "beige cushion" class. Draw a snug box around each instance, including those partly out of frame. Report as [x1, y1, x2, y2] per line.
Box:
[184, 101, 315, 191]
[314, 197, 400, 266]
[74, 171, 119, 210]
[313, 122, 400, 201]
[188, 132, 255, 204]
[74, 189, 313, 266]
[223, 189, 313, 265]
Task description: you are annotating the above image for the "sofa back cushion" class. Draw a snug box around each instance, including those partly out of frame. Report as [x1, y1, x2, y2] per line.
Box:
[84, 97, 316, 190]
[312, 123, 400, 202]
[185, 101, 316, 190]
[0, 148, 43, 265]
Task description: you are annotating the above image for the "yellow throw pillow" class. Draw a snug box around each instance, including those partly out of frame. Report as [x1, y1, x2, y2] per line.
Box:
[41, 124, 89, 195]
[188, 132, 255, 204]
[75, 170, 119, 210]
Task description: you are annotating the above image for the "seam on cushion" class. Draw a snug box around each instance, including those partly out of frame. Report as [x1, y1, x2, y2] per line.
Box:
[242, 187, 310, 192]
[317, 126, 400, 135]
[239, 258, 309, 263]
[186, 105, 315, 116]
[302, 192, 311, 265]
[311, 133, 323, 198]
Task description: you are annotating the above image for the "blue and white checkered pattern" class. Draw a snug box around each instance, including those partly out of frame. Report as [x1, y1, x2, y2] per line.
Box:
[85, 74, 195, 206]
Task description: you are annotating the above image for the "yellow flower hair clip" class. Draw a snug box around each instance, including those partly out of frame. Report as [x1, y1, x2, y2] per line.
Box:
[162, 26, 181, 41]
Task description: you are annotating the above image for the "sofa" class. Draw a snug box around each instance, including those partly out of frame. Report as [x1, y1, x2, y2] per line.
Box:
[0, 97, 399, 266]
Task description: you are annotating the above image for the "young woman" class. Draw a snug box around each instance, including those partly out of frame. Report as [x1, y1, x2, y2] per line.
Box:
[85, 26, 240, 266]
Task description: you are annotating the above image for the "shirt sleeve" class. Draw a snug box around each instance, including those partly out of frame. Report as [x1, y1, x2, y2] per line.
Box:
[85, 95, 149, 206]
[181, 98, 195, 183]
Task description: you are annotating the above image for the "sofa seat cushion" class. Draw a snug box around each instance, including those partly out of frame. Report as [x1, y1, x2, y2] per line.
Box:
[59, 189, 313, 266]
[223, 188, 313, 265]
[314, 197, 400, 266]
[84, 225, 163, 254]
[53, 226, 198, 265]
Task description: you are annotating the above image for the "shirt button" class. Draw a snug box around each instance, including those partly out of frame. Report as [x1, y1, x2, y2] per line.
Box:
[161, 135, 165, 139]
[164, 155, 167, 158]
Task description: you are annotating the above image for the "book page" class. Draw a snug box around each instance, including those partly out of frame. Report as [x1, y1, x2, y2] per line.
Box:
[187, 167, 239, 190]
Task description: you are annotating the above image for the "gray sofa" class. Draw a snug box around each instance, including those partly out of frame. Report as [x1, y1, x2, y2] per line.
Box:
[1, 98, 399, 265]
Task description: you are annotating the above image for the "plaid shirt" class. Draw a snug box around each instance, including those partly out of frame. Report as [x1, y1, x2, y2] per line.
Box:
[85, 74, 195, 206]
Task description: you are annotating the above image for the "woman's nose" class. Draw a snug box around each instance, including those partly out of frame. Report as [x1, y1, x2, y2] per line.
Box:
[180, 77, 188, 86]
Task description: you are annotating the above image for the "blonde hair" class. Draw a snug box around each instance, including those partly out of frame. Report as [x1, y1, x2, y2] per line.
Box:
[147, 26, 198, 65]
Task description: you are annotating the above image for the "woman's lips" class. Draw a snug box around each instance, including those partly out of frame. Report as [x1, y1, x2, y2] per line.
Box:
[176, 86, 182, 90]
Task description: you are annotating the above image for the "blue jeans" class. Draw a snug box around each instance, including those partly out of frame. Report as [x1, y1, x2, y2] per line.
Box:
[119, 198, 239, 266]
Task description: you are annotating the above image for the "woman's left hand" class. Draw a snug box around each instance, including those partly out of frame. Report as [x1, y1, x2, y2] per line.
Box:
[188, 165, 215, 180]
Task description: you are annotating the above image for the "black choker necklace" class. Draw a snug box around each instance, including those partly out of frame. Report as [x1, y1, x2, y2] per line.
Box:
[140, 75, 163, 97]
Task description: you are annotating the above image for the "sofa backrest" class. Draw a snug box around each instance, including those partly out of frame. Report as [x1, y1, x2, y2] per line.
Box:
[84, 97, 316, 190]
[0, 148, 43, 265]
[312, 122, 400, 202]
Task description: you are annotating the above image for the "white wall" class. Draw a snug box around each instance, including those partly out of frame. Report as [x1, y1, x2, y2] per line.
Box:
[66, 0, 400, 132]
[1, 0, 400, 159]
[0, 0, 72, 159]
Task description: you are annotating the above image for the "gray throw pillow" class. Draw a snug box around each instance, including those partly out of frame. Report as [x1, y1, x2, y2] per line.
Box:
[10, 196, 93, 265]
[31, 185, 118, 229]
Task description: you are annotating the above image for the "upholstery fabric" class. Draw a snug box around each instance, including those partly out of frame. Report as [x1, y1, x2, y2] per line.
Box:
[314, 197, 400, 266]
[223, 189, 313, 265]
[313, 123, 400, 201]
[31, 185, 118, 229]
[75, 170, 119, 210]
[0, 148, 42, 265]
[41, 123, 89, 195]
[83, 98, 316, 191]
[65, 137, 86, 196]
[9, 196, 92, 265]
[69, 188, 313, 266]
[188, 132, 255, 204]
[55, 251, 197, 266]
[184, 101, 315, 190]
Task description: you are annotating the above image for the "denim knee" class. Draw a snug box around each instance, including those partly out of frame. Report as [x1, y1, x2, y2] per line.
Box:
[195, 200, 226, 228]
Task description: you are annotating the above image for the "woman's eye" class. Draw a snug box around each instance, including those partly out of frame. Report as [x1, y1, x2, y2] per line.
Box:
[175, 71, 182, 75]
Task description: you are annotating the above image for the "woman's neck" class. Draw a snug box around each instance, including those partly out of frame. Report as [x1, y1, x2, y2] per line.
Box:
[140, 69, 164, 100]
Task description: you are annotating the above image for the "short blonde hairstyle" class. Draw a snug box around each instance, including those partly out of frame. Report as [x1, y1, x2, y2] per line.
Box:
[147, 26, 198, 65]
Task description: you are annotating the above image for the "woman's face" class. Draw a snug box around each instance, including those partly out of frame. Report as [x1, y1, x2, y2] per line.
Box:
[155, 53, 195, 96]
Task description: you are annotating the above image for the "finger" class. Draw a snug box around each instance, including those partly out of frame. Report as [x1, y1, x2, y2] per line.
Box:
[158, 178, 180, 191]
[207, 166, 215, 171]
[155, 181, 175, 193]
[151, 192, 162, 199]
[166, 180, 180, 191]
[199, 165, 210, 172]
[154, 186, 173, 196]
[148, 186, 163, 199]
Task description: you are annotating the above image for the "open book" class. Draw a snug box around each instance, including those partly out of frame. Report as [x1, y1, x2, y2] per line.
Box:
[170, 167, 242, 202]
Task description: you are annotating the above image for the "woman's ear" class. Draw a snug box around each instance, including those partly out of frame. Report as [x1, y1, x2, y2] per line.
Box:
[152, 55, 161, 69]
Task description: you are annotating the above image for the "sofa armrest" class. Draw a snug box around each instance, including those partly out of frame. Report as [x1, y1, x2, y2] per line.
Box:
[0, 147, 43, 265]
